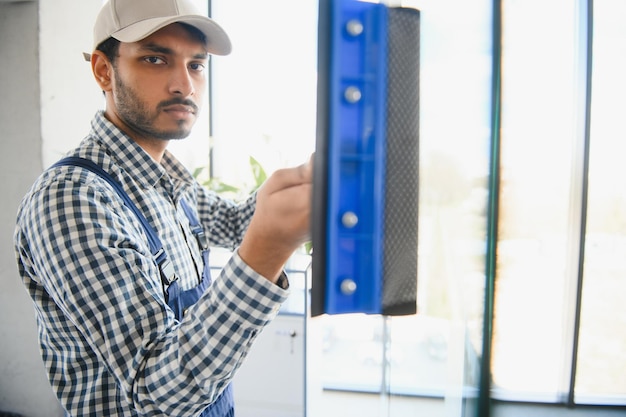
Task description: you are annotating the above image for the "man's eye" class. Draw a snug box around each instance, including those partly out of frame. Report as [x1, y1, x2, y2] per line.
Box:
[145, 56, 166, 65]
[190, 63, 206, 72]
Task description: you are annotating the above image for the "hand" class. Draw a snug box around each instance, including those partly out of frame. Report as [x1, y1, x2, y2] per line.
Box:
[238, 154, 314, 282]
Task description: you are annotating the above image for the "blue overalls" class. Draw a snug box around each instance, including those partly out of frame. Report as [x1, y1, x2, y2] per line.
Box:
[53, 157, 235, 417]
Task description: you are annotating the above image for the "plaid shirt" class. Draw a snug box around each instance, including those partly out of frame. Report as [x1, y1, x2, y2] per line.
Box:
[14, 111, 289, 416]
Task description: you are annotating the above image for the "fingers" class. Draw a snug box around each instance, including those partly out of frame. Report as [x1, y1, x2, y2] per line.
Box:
[300, 152, 314, 182]
[261, 154, 314, 195]
[238, 155, 314, 282]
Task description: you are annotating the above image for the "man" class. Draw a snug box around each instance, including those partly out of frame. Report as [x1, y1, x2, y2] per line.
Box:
[13, 0, 312, 416]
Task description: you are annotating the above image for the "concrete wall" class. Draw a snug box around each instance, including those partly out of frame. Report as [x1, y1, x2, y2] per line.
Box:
[0, 2, 62, 416]
[0, 1, 101, 415]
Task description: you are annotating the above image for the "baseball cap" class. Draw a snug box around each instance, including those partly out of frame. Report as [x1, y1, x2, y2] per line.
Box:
[88, 0, 231, 58]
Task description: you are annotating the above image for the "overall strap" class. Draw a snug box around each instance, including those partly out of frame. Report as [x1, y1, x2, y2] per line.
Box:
[179, 198, 212, 286]
[51, 156, 178, 297]
[179, 198, 209, 252]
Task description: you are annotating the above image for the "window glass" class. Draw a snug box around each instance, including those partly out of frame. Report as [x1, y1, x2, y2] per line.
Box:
[210, 0, 317, 186]
[209, 0, 626, 411]
[387, 0, 492, 409]
[494, 0, 579, 400]
[211, 1, 492, 416]
[495, 0, 626, 406]
[312, 0, 493, 415]
[575, 0, 626, 404]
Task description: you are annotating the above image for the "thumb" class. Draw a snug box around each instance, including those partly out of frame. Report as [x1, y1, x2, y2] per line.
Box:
[260, 154, 314, 196]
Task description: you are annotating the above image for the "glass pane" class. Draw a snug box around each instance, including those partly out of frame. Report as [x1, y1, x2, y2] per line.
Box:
[575, 0, 626, 405]
[387, 0, 492, 415]
[493, 0, 579, 400]
[310, 0, 493, 414]
[211, 1, 493, 416]
[210, 0, 317, 184]
[318, 314, 384, 391]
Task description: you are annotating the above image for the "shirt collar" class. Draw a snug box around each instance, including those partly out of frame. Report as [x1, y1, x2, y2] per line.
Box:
[89, 111, 196, 191]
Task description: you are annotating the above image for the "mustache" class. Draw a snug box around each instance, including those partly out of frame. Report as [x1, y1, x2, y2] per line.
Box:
[158, 98, 199, 113]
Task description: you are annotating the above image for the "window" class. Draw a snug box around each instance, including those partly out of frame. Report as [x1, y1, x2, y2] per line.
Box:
[493, 0, 580, 401]
[209, 0, 318, 185]
[493, 0, 626, 406]
[208, 0, 626, 414]
[211, 1, 492, 416]
[315, 0, 493, 408]
[575, 0, 626, 404]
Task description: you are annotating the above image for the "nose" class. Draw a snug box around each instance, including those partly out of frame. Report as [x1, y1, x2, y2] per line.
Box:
[168, 64, 195, 97]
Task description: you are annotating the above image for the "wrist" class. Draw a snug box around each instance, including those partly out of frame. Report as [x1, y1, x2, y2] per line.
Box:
[237, 239, 291, 283]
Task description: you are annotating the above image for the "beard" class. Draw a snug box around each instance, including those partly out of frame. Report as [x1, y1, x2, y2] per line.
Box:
[113, 69, 199, 141]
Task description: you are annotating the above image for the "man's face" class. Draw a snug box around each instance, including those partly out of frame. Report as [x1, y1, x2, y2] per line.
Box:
[109, 24, 209, 141]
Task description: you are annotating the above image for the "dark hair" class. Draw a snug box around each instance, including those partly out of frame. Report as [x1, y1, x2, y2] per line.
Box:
[96, 37, 121, 65]
[95, 23, 207, 66]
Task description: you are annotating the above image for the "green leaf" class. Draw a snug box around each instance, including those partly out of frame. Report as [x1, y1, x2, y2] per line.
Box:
[249, 156, 267, 191]
[304, 241, 313, 255]
[207, 179, 240, 194]
[192, 166, 206, 178]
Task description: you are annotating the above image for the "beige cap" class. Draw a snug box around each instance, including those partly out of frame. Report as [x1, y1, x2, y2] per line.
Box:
[92, 0, 231, 55]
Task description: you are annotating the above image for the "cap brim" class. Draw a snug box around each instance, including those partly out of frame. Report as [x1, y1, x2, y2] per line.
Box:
[108, 15, 231, 56]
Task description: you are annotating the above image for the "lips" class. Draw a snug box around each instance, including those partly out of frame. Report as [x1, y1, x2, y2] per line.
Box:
[163, 104, 195, 115]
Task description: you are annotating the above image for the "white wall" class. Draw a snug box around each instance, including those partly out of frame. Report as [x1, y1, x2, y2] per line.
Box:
[39, 0, 104, 167]
[0, 1, 60, 415]
[0, 1, 103, 415]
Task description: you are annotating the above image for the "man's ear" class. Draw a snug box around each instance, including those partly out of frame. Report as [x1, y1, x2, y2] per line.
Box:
[91, 50, 113, 92]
